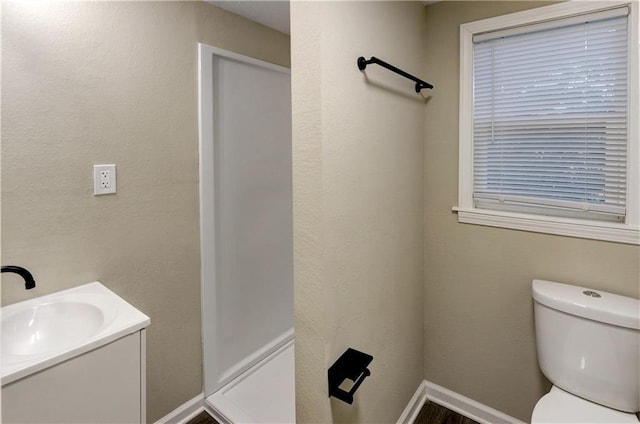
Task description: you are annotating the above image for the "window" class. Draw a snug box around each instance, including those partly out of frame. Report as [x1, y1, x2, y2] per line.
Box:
[457, 2, 639, 244]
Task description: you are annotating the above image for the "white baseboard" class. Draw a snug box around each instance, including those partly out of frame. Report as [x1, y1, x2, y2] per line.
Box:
[156, 380, 525, 424]
[397, 380, 429, 424]
[153, 393, 205, 424]
[424, 381, 526, 424]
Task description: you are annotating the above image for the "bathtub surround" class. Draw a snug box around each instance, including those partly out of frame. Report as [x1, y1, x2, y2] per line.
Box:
[423, 1, 640, 422]
[291, 2, 426, 422]
[198, 44, 293, 402]
[1, 2, 289, 422]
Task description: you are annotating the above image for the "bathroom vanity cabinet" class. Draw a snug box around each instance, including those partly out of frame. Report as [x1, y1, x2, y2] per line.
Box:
[2, 330, 147, 423]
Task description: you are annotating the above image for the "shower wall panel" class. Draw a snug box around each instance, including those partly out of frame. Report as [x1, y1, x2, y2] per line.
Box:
[199, 45, 293, 395]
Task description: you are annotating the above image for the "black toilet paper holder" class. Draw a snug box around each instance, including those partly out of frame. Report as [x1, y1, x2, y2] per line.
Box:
[328, 348, 373, 404]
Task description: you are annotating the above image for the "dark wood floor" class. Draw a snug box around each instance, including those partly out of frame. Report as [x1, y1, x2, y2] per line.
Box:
[188, 411, 218, 424]
[187, 401, 479, 424]
[415, 402, 479, 424]
[187, 411, 218, 424]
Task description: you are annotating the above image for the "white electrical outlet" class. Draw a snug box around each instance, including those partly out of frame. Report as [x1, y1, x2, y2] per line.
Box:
[94, 164, 116, 195]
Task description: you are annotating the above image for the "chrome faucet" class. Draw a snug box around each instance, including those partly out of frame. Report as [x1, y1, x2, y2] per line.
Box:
[1, 266, 36, 290]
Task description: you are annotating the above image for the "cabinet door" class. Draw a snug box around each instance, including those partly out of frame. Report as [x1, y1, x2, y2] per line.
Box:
[2, 332, 141, 423]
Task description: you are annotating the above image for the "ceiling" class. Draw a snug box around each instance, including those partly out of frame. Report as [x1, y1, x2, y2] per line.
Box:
[209, 1, 291, 34]
[208, 1, 437, 36]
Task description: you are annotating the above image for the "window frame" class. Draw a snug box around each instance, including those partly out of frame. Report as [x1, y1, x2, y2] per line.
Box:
[457, 0, 639, 245]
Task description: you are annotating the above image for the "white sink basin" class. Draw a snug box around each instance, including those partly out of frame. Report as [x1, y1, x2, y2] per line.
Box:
[3, 301, 106, 356]
[1, 282, 149, 385]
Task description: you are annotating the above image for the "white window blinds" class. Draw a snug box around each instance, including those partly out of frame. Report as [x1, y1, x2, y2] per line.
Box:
[472, 8, 629, 222]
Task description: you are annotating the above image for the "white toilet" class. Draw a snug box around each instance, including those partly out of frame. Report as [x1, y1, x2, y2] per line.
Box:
[532, 279, 640, 423]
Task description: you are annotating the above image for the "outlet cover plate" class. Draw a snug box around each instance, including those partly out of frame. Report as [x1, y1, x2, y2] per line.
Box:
[93, 164, 116, 195]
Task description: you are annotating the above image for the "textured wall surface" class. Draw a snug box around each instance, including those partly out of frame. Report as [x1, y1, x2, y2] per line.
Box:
[291, 2, 426, 422]
[422, 2, 640, 422]
[1, 2, 289, 421]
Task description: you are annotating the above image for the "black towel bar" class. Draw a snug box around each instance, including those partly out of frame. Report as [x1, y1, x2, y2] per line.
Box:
[357, 56, 433, 93]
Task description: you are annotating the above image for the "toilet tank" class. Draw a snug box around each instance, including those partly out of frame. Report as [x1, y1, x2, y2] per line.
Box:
[533, 279, 640, 413]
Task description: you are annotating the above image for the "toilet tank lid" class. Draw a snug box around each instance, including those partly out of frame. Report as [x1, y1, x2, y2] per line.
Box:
[532, 280, 639, 330]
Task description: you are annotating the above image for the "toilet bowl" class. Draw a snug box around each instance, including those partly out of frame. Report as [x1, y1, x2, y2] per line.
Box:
[531, 280, 640, 424]
[532, 386, 639, 423]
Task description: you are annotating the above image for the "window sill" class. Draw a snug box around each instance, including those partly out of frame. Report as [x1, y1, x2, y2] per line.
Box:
[452, 207, 640, 245]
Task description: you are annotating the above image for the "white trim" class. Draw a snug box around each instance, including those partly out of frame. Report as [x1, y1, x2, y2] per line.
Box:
[424, 381, 526, 424]
[626, 0, 640, 229]
[204, 398, 239, 424]
[457, 0, 640, 245]
[204, 401, 236, 424]
[140, 329, 147, 424]
[199, 43, 290, 76]
[153, 393, 204, 424]
[198, 40, 216, 400]
[472, 6, 629, 42]
[397, 380, 429, 424]
[461, 1, 630, 35]
[203, 402, 231, 424]
[458, 21, 475, 211]
[455, 207, 640, 245]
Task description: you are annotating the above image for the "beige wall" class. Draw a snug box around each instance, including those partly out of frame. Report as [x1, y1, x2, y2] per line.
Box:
[423, 1, 640, 422]
[5, 1, 637, 423]
[292, 2, 426, 422]
[1, 2, 289, 421]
